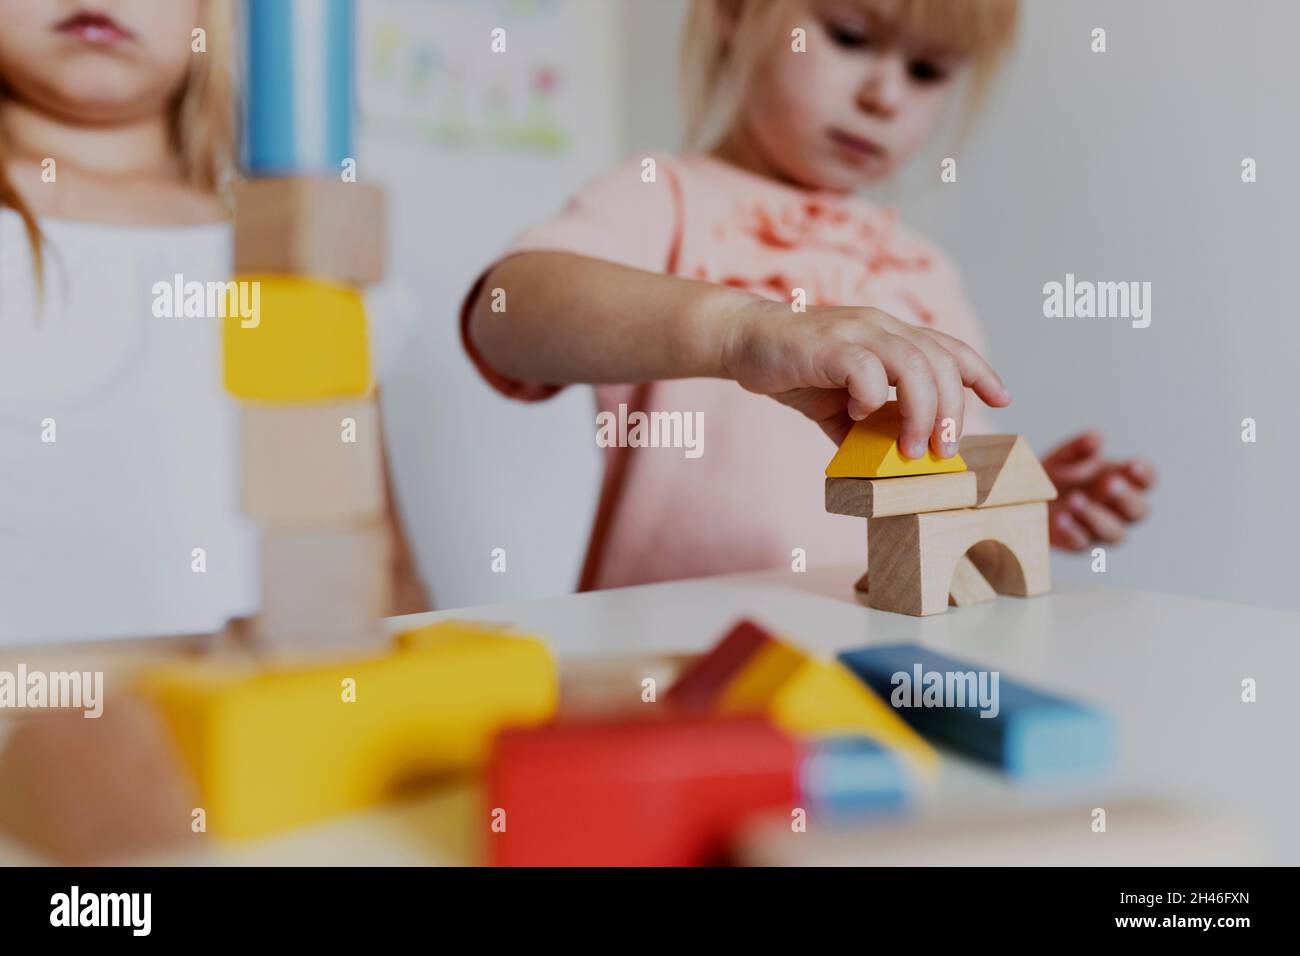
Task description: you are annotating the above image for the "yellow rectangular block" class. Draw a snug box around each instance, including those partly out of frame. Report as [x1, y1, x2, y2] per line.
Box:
[136, 623, 556, 840]
[223, 275, 372, 400]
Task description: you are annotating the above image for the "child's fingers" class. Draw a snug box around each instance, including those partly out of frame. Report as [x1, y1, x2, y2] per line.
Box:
[899, 333, 966, 457]
[1066, 491, 1126, 543]
[1090, 471, 1148, 523]
[925, 329, 1012, 408]
[1049, 453, 1106, 488]
[839, 349, 890, 421]
[1123, 458, 1157, 490]
[1050, 506, 1091, 551]
[873, 335, 939, 459]
[1045, 430, 1103, 467]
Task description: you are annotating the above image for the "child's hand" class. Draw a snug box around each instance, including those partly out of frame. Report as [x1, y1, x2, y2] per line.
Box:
[1042, 431, 1156, 550]
[723, 300, 1011, 455]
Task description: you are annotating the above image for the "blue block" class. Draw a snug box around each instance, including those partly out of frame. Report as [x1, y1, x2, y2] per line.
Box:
[242, 0, 355, 174]
[837, 644, 1113, 782]
[800, 736, 909, 818]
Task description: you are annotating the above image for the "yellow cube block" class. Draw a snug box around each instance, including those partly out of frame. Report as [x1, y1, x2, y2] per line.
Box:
[223, 274, 372, 400]
[136, 622, 556, 840]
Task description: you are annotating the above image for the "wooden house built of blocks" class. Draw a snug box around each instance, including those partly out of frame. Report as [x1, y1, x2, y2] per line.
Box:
[825, 404, 1057, 616]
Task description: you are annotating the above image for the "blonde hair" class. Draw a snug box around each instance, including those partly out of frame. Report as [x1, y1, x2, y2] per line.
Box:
[680, 0, 1020, 149]
[0, 0, 236, 289]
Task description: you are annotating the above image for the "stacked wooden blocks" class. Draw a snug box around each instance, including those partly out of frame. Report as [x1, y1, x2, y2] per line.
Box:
[825, 402, 1058, 616]
[227, 0, 390, 652]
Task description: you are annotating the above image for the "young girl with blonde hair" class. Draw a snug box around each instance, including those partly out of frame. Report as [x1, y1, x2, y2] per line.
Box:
[464, 0, 1155, 591]
[0, 0, 423, 645]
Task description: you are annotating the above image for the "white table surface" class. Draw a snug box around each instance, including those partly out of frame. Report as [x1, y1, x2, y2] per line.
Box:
[2, 564, 1296, 865]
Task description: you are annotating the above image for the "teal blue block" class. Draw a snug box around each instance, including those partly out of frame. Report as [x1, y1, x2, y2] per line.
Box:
[837, 644, 1113, 782]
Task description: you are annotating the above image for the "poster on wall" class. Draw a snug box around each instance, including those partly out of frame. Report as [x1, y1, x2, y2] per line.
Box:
[359, 0, 577, 154]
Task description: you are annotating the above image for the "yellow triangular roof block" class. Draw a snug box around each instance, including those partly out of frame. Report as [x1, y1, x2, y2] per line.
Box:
[826, 402, 967, 478]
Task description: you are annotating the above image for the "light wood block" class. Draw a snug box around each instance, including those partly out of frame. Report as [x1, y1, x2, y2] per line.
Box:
[826, 401, 967, 478]
[948, 554, 997, 606]
[233, 177, 386, 285]
[241, 399, 384, 528]
[0, 697, 200, 863]
[867, 502, 1050, 616]
[959, 434, 1058, 507]
[136, 624, 556, 840]
[558, 652, 697, 716]
[254, 522, 392, 651]
[223, 275, 372, 400]
[737, 800, 1256, 866]
[856, 556, 996, 607]
[826, 471, 977, 518]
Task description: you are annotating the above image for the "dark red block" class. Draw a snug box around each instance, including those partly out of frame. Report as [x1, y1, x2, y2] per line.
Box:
[665, 619, 775, 712]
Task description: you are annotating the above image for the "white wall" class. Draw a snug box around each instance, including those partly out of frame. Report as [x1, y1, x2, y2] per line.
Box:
[620, 0, 1300, 610]
[361, 0, 621, 609]
[907, 0, 1300, 610]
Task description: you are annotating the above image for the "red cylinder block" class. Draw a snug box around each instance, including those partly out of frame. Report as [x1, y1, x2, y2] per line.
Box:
[487, 715, 800, 866]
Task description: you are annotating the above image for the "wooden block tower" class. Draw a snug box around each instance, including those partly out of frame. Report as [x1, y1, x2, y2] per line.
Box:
[227, 0, 391, 652]
[824, 403, 1057, 616]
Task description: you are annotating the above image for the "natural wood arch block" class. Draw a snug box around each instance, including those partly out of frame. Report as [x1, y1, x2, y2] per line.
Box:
[866, 502, 1050, 616]
[947, 554, 997, 606]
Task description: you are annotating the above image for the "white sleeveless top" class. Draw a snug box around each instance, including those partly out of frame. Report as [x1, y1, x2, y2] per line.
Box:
[0, 210, 408, 646]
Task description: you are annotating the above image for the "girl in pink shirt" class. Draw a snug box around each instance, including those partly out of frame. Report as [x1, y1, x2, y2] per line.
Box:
[463, 0, 1154, 591]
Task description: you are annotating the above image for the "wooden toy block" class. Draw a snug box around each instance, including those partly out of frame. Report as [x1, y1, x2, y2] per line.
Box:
[223, 275, 372, 401]
[826, 402, 967, 478]
[737, 800, 1255, 866]
[254, 522, 392, 651]
[488, 716, 912, 865]
[0, 697, 200, 863]
[838, 644, 1113, 781]
[135, 624, 556, 840]
[825, 471, 976, 518]
[668, 620, 937, 778]
[233, 178, 386, 285]
[958, 434, 1058, 507]
[664, 619, 770, 710]
[947, 554, 996, 606]
[866, 501, 1050, 616]
[241, 398, 384, 528]
[242, 0, 355, 175]
[488, 716, 800, 866]
[857, 557, 995, 607]
[557, 651, 698, 716]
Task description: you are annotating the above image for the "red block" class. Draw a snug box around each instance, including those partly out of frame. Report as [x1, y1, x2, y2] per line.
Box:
[665, 619, 773, 711]
[487, 715, 799, 866]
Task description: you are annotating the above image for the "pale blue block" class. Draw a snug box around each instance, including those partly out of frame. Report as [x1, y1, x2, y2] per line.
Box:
[801, 736, 909, 818]
[242, 0, 355, 174]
